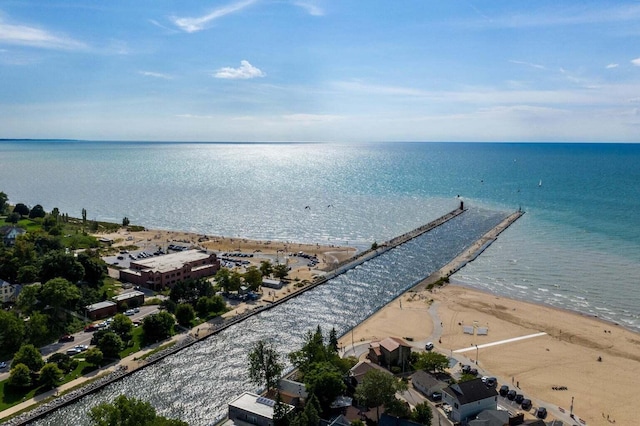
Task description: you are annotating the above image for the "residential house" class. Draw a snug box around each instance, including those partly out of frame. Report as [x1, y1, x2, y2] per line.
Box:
[368, 337, 412, 370]
[442, 378, 498, 423]
[0, 226, 26, 247]
[0, 279, 21, 304]
[228, 392, 294, 426]
[277, 377, 308, 406]
[348, 360, 391, 388]
[411, 370, 448, 398]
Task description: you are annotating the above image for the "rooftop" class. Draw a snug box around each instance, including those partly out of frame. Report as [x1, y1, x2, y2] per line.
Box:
[228, 392, 293, 419]
[112, 290, 145, 302]
[86, 301, 116, 311]
[443, 378, 498, 405]
[130, 249, 214, 274]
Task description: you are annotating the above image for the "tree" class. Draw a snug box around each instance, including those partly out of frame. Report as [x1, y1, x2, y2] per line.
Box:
[25, 311, 50, 347]
[40, 277, 81, 316]
[110, 314, 133, 340]
[98, 331, 124, 359]
[175, 303, 195, 327]
[82, 208, 87, 225]
[89, 394, 187, 426]
[17, 265, 39, 283]
[47, 353, 75, 372]
[289, 326, 330, 375]
[215, 268, 231, 292]
[273, 264, 289, 280]
[243, 266, 262, 291]
[5, 212, 20, 223]
[17, 283, 41, 314]
[248, 339, 283, 392]
[39, 251, 85, 283]
[85, 347, 104, 366]
[195, 295, 226, 318]
[0, 191, 8, 215]
[328, 328, 339, 354]
[39, 362, 63, 388]
[77, 250, 107, 284]
[13, 344, 44, 372]
[28, 204, 46, 219]
[0, 310, 25, 354]
[8, 363, 31, 388]
[411, 402, 433, 425]
[259, 260, 273, 277]
[122, 217, 130, 226]
[229, 271, 242, 292]
[304, 363, 346, 415]
[355, 369, 407, 422]
[169, 278, 213, 304]
[273, 391, 290, 426]
[13, 203, 29, 217]
[142, 311, 175, 343]
[414, 351, 449, 374]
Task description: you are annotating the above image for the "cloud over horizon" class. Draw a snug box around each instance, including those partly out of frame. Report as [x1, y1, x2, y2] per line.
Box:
[0, 17, 86, 50]
[214, 60, 266, 79]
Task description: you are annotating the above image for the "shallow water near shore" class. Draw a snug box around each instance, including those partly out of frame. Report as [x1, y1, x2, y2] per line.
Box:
[30, 208, 508, 425]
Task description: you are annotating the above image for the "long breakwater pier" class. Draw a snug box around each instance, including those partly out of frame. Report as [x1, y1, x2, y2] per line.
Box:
[2, 204, 524, 426]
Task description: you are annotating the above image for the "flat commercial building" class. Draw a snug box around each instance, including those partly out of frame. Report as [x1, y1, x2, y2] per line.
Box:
[86, 301, 117, 320]
[119, 249, 220, 290]
[228, 392, 294, 426]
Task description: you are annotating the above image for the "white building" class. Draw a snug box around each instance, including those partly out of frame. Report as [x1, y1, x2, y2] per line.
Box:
[228, 392, 294, 426]
[442, 378, 498, 423]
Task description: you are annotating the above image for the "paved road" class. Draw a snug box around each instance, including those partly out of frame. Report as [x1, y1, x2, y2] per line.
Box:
[0, 305, 159, 381]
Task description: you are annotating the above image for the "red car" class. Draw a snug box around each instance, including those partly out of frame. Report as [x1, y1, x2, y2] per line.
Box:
[58, 334, 75, 343]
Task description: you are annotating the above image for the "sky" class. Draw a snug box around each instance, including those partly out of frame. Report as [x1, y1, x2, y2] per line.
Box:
[1, 0, 640, 142]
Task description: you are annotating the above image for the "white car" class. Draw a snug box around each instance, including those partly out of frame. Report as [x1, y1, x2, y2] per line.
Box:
[74, 345, 88, 352]
[125, 309, 135, 316]
[425, 342, 434, 351]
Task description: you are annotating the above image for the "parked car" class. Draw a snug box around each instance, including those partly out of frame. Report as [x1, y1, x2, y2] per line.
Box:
[468, 368, 478, 376]
[74, 345, 88, 352]
[84, 324, 98, 332]
[425, 342, 434, 351]
[461, 364, 471, 374]
[58, 334, 75, 343]
[515, 394, 524, 404]
[521, 399, 532, 410]
[430, 392, 442, 401]
[0, 361, 7, 369]
[134, 307, 140, 313]
[66, 348, 81, 355]
[506, 390, 517, 400]
[499, 385, 509, 397]
[537, 407, 547, 419]
[125, 309, 135, 316]
[485, 377, 497, 388]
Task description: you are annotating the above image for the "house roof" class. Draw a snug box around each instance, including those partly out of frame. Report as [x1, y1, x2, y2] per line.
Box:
[228, 392, 294, 420]
[86, 301, 117, 311]
[278, 378, 308, 398]
[443, 378, 498, 405]
[411, 370, 446, 391]
[112, 290, 145, 302]
[379, 337, 410, 352]
[350, 360, 390, 384]
[468, 409, 509, 426]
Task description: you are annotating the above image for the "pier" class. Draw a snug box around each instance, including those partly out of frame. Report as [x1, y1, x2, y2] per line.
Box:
[1, 205, 524, 426]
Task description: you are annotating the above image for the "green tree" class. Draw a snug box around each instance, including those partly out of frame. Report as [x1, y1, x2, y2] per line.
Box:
[17, 265, 39, 284]
[215, 268, 231, 292]
[47, 353, 74, 372]
[229, 270, 242, 292]
[77, 250, 107, 284]
[175, 303, 195, 327]
[0, 191, 8, 215]
[85, 347, 104, 366]
[411, 402, 433, 425]
[98, 331, 124, 359]
[17, 283, 41, 314]
[111, 313, 133, 340]
[273, 264, 289, 280]
[25, 311, 50, 347]
[289, 326, 329, 375]
[89, 394, 187, 426]
[169, 278, 213, 304]
[328, 327, 339, 353]
[304, 363, 346, 415]
[39, 251, 85, 283]
[8, 363, 31, 388]
[13, 343, 44, 372]
[414, 351, 449, 373]
[248, 339, 283, 392]
[5, 212, 20, 223]
[243, 266, 262, 291]
[82, 208, 87, 225]
[39, 362, 63, 388]
[122, 217, 130, 227]
[259, 260, 273, 277]
[0, 310, 25, 354]
[40, 277, 81, 317]
[142, 311, 175, 343]
[273, 391, 290, 426]
[195, 295, 226, 318]
[355, 369, 407, 422]
[28, 204, 46, 219]
[13, 203, 29, 217]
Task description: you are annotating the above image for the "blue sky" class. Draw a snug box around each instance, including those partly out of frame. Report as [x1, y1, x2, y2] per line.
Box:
[1, 1, 639, 142]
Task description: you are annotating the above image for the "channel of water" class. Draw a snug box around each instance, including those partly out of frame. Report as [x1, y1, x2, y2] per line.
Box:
[31, 207, 508, 426]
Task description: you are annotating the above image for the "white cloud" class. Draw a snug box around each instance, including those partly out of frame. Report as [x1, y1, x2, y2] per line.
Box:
[0, 18, 86, 50]
[171, 0, 257, 33]
[139, 71, 173, 80]
[293, 2, 325, 16]
[632, 58, 640, 67]
[214, 60, 266, 79]
[282, 113, 342, 122]
[509, 60, 546, 70]
[606, 63, 619, 69]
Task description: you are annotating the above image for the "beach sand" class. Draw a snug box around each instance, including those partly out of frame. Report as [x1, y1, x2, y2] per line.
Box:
[339, 283, 637, 426]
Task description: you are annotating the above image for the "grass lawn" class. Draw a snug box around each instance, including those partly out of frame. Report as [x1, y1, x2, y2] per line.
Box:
[119, 327, 144, 358]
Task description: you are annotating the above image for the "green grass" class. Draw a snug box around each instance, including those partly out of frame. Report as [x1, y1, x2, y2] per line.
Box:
[119, 327, 144, 358]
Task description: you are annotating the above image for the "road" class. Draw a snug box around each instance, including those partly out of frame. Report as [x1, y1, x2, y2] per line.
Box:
[0, 305, 159, 381]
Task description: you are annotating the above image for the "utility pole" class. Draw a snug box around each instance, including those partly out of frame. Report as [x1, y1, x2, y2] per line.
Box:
[475, 344, 479, 365]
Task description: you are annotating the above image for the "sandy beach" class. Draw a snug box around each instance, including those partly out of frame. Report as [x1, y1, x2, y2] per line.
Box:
[339, 282, 637, 426]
